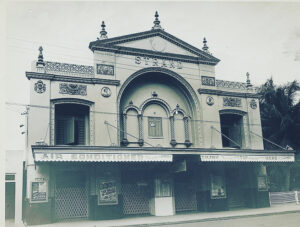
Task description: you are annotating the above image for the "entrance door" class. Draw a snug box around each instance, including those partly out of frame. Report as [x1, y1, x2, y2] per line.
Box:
[5, 182, 15, 219]
[55, 171, 88, 220]
[174, 174, 197, 212]
[226, 169, 246, 209]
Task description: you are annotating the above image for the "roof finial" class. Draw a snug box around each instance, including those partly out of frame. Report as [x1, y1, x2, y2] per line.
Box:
[246, 72, 252, 87]
[152, 11, 162, 30]
[36, 46, 45, 67]
[202, 37, 209, 53]
[99, 21, 108, 39]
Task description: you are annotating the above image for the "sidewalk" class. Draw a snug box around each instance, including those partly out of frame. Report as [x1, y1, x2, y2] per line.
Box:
[6, 204, 300, 227]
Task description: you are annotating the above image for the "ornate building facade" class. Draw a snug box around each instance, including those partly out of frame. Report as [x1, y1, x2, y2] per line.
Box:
[23, 13, 295, 225]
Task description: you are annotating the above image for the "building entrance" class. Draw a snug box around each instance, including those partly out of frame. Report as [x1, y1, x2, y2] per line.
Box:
[174, 173, 197, 212]
[54, 171, 88, 220]
[5, 182, 15, 219]
[226, 168, 246, 209]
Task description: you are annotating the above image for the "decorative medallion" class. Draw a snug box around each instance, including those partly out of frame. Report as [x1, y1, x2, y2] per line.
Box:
[250, 99, 257, 109]
[34, 80, 46, 94]
[150, 37, 167, 52]
[96, 64, 114, 76]
[201, 76, 215, 86]
[59, 83, 87, 96]
[101, 87, 111, 97]
[206, 96, 214, 106]
[223, 97, 242, 107]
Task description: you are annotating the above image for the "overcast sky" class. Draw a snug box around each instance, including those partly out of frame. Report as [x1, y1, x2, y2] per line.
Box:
[4, 1, 300, 150]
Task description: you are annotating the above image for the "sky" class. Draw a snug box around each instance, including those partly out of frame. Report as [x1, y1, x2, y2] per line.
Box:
[3, 1, 300, 150]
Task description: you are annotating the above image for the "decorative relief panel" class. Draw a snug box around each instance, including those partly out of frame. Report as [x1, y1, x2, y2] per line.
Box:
[59, 83, 87, 96]
[223, 97, 242, 107]
[250, 99, 257, 109]
[201, 76, 215, 86]
[34, 80, 46, 94]
[96, 64, 114, 76]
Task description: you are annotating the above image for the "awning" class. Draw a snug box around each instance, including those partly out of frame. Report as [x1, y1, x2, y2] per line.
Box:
[34, 152, 172, 162]
[200, 153, 295, 162]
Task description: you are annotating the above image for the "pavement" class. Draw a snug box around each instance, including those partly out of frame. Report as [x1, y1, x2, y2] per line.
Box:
[6, 204, 300, 227]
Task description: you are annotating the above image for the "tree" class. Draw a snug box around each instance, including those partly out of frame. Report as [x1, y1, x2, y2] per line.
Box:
[258, 78, 300, 192]
[259, 78, 300, 151]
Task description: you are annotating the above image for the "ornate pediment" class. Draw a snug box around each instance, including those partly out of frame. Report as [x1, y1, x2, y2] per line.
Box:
[89, 29, 220, 65]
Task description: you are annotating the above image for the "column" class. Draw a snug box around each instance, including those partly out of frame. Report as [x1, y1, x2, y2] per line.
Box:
[138, 114, 144, 146]
[169, 116, 176, 147]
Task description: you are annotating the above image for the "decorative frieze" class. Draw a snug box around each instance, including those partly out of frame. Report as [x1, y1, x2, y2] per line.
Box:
[45, 61, 94, 75]
[34, 80, 46, 94]
[201, 76, 215, 86]
[216, 79, 247, 90]
[96, 64, 114, 76]
[223, 97, 242, 107]
[59, 83, 87, 96]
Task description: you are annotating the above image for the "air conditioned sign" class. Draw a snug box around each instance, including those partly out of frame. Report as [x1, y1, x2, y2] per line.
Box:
[135, 56, 183, 69]
[34, 152, 173, 162]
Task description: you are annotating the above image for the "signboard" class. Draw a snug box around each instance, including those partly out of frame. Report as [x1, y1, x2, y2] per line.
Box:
[201, 76, 215, 86]
[35, 152, 172, 162]
[98, 181, 118, 205]
[257, 176, 268, 191]
[200, 154, 295, 162]
[210, 175, 226, 199]
[96, 64, 114, 75]
[31, 180, 48, 203]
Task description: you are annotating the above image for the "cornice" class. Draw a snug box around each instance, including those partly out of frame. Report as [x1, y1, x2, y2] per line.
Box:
[26, 72, 120, 86]
[198, 88, 261, 98]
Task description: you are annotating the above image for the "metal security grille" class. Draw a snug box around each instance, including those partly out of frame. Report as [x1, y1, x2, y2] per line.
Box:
[55, 171, 88, 220]
[122, 184, 150, 215]
[269, 191, 298, 205]
[174, 182, 197, 212]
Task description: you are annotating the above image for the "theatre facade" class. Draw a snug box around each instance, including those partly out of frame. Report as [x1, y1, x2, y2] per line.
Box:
[23, 13, 295, 225]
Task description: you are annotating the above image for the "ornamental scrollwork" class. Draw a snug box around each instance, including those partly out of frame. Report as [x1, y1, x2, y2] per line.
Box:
[59, 83, 87, 96]
[223, 97, 242, 107]
[34, 80, 46, 94]
[201, 76, 215, 86]
[45, 61, 94, 75]
[96, 64, 114, 76]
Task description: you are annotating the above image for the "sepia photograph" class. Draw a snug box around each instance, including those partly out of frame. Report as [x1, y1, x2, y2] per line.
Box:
[2, 1, 300, 227]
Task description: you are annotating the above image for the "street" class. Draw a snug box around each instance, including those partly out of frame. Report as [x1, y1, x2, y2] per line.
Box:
[163, 212, 300, 227]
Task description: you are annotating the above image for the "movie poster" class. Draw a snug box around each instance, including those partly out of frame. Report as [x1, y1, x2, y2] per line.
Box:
[210, 175, 226, 199]
[31, 180, 48, 203]
[98, 180, 118, 205]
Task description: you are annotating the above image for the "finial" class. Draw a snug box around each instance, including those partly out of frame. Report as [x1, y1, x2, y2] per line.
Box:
[152, 11, 163, 30]
[152, 91, 158, 97]
[99, 21, 108, 39]
[246, 72, 252, 87]
[202, 37, 209, 53]
[36, 46, 45, 67]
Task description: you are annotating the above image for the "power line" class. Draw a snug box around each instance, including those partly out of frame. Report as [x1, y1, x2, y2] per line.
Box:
[5, 101, 265, 127]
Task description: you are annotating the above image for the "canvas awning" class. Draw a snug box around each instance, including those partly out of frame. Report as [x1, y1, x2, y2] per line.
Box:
[200, 153, 294, 162]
